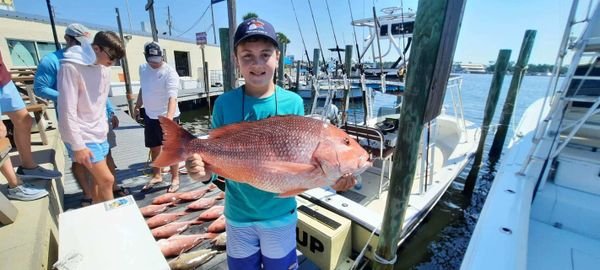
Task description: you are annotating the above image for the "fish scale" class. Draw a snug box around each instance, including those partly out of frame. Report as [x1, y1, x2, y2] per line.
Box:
[155, 115, 371, 196]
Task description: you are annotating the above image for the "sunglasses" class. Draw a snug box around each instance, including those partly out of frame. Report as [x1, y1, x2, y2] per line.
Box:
[100, 46, 118, 61]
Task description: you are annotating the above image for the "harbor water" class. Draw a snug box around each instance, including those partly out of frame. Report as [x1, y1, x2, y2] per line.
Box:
[179, 73, 552, 269]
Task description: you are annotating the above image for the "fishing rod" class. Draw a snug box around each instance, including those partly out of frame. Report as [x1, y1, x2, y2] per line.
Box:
[307, 0, 328, 75]
[347, 0, 363, 69]
[290, 0, 312, 73]
[324, 0, 344, 74]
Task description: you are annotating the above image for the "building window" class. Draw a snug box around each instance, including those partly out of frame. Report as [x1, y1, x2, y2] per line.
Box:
[174, 51, 190, 77]
[7, 39, 38, 67]
[36, 42, 58, 59]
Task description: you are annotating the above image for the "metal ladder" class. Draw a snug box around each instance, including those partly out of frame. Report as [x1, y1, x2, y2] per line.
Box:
[517, 0, 600, 180]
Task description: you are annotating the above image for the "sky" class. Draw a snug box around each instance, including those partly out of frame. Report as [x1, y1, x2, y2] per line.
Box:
[10, 0, 589, 65]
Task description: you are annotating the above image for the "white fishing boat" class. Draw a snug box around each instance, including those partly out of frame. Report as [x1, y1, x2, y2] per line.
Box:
[297, 73, 480, 269]
[461, 1, 600, 269]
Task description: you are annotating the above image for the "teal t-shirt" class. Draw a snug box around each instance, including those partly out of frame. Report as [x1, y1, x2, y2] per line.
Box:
[211, 85, 305, 225]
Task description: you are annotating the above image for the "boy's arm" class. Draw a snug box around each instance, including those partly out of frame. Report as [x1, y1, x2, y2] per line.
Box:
[166, 97, 177, 119]
[57, 64, 85, 150]
[33, 56, 59, 102]
[106, 98, 115, 117]
[133, 88, 143, 120]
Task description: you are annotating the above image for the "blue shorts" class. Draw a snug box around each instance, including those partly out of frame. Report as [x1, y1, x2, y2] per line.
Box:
[0, 81, 26, 114]
[226, 220, 298, 270]
[65, 141, 110, 164]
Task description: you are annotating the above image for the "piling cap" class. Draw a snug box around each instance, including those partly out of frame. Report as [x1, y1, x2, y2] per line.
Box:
[65, 23, 92, 44]
[233, 18, 279, 50]
[144, 41, 163, 63]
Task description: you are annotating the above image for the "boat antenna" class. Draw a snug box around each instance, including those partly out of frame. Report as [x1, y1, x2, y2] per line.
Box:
[290, 0, 312, 74]
[307, 0, 329, 75]
[324, 0, 344, 74]
[347, 0, 363, 68]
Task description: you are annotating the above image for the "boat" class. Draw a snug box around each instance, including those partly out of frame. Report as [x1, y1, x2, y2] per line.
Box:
[298, 72, 480, 269]
[461, 1, 600, 269]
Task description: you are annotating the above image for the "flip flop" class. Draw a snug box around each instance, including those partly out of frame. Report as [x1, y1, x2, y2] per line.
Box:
[167, 183, 180, 193]
[113, 186, 132, 197]
[141, 178, 164, 192]
[80, 198, 92, 207]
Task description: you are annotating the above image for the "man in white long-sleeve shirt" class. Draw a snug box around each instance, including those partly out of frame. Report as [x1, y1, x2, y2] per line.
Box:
[133, 42, 181, 193]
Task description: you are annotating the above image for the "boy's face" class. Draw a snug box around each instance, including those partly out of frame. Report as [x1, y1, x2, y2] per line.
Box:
[235, 39, 279, 91]
[93, 45, 117, 67]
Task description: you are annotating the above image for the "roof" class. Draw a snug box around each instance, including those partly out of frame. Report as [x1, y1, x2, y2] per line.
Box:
[0, 9, 218, 47]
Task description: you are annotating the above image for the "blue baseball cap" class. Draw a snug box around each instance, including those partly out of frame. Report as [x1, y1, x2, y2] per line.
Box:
[233, 18, 279, 49]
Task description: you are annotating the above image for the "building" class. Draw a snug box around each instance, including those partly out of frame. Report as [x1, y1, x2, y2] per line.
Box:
[0, 8, 223, 96]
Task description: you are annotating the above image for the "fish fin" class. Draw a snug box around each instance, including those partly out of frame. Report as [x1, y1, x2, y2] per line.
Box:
[208, 121, 254, 139]
[278, 188, 308, 198]
[262, 161, 318, 175]
[153, 116, 198, 167]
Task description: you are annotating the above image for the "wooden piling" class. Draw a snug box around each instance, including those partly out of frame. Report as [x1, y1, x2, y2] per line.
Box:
[115, 8, 135, 118]
[219, 28, 233, 91]
[341, 44, 353, 125]
[309, 49, 321, 112]
[295, 60, 301, 92]
[488, 30, 537, 162]
[277, 43, 286, 87]
[463, 49, 512, 196]
[372, 0, 466, 269]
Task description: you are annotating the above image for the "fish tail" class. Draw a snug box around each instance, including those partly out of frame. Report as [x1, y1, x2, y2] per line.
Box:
[153, 116, 197, 167]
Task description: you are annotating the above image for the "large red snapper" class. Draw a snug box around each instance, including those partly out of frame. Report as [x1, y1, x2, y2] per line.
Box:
[154, 115, 371, 197]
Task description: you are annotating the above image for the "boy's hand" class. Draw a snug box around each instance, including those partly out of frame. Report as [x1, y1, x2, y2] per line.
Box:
[74, 148, 94, 169]
[111, 115, 120, 129]
[331, 174, 357, 192]
[185, 153, 212, 182]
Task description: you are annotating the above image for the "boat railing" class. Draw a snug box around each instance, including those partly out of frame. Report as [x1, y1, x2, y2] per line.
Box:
[517, 0, 599, 177]
[447, 75, 468, 141]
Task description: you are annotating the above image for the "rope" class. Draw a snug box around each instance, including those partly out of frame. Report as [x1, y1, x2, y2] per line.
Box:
[324, 0, 343, 72]
[347, 0, 362, 64]
[372, 252, 398, 265]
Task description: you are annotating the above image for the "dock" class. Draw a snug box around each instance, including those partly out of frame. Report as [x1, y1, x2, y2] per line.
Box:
[109, 84, 224, 110]
[57, 106, 319, 269]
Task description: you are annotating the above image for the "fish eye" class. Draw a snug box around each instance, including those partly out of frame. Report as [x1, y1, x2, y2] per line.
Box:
[343, 137, 351, 146]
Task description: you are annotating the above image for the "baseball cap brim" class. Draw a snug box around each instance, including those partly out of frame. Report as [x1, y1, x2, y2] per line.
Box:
[146, 56, 163, 63]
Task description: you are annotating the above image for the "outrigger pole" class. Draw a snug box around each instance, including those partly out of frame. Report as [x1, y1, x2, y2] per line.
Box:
[290, 0, 312, 73]
[347, 0, 362, 68]
[307, 0, 328, 75]
[324, 0, 344, 73]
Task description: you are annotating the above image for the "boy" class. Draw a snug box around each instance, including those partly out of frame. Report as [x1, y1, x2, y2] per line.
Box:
[34, 23, 127, 206]
[185, 18, 355, 269]
[58, 31, 125, 203]
[134, 41, 181, 193]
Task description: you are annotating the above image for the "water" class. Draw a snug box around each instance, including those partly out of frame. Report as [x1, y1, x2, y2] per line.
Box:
[179, 73, 553, 269]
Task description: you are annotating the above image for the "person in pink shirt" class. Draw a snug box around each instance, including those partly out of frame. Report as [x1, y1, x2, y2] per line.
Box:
[57, 31, 125, 203]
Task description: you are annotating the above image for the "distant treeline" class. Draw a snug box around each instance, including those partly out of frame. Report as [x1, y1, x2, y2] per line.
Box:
[486, 63, 568, 75]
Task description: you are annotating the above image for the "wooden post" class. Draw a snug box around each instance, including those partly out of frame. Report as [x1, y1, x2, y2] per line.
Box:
[145, 0, 158, 42]
[295, 60, 301, 92]
[227, 0, 237, 88]
[219, 28, 233, 91]
[116, 8, 135, 118]
[372, 0, 466, 269]
[277, 43, 286, 87]
[489, 30, 536, 162]
[201, 45, 212, 125]
[45, 0, 61, 50]
[341, 44, 353, 125]
[463, 49, 512, 196]
[309, 49, 321, 113]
